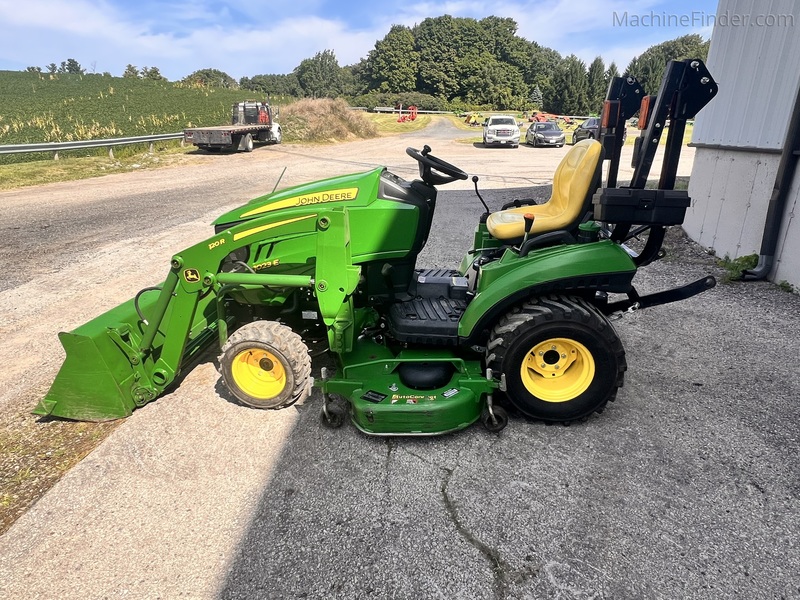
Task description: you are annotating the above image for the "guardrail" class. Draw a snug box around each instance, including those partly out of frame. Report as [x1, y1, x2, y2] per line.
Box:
[372, 107, 454, 115]
[0, 132, 184, 159]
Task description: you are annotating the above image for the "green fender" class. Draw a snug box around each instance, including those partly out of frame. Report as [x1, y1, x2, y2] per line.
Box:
[458, 240, 636, 340]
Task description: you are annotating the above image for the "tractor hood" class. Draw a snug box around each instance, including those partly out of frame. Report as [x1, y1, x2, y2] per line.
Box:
[214, 167, 385, 226]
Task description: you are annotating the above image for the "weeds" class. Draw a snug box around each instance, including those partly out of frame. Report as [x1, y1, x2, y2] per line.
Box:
[716, 254, 758, 282]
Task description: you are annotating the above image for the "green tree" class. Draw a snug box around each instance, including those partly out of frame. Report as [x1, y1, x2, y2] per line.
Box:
[550, 55, 589, 115]
[338, 65, 362, 98]
[183, 68, 237, 88]
[141, 66, 167, 81]
[605, 62, 620, 84]
[343, 60, 370, 97]
[460, 55, 527, 109]
[522, 43, 562, 110]
[367, 25, 419, 93]
[530, 85, 543, 109]
[240, 73, 302, 97]
[586, 56, 607, 113]
[46, 63, 57, 74]
[414, 16, 461, 98]
[123, 64, 140, 78]
[294, 49, 342, 98]
[624, 34, 709, 94]
[25, 66, 42, 73]
[58, 58, 84, 74]
[479, 16, 531, 74]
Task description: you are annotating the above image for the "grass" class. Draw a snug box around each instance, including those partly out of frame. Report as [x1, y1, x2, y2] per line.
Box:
[0, 411, 118, 534]
[716, 253, 759, 282]
[0, 140, 195, 190]
[363, 112, 432, 134]
[624, 122, 694, 146]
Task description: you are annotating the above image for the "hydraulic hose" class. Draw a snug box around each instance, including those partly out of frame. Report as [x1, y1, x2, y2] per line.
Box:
[134, 286, 163, 326]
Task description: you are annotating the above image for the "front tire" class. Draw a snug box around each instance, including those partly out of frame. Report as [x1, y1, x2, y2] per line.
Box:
[220, 321, 311, 409]
[487, 296, 626, 423]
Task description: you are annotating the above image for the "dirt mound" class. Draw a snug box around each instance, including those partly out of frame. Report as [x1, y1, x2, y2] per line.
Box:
[280, 98, 378, 143]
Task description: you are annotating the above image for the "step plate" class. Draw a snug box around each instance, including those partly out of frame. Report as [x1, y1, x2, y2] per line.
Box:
[387, 297, 466, 345]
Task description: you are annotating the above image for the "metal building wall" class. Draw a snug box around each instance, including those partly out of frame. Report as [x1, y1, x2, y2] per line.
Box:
[686, 0, 800, 287]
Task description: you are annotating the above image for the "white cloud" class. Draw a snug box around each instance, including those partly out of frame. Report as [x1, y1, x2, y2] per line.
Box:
[0, 0, 716, 79]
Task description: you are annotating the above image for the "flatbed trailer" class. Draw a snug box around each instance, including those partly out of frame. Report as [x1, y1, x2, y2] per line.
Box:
[184, 101, 282, 153]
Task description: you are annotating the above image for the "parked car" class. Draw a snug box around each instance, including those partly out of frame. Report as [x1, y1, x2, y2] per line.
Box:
[483, 115, 520, 148]
[571, 117, 600, 144]
[525, 121, 566, 147]
[572, 117, 627, 145]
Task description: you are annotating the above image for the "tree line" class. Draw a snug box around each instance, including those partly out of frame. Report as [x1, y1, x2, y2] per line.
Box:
[27, 16, 709, 115]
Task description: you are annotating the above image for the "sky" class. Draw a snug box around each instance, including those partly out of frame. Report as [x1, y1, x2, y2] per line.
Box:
[0, 0, 721, 81]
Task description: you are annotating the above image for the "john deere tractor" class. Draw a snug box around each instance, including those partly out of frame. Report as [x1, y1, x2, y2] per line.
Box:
[36, 60, 719, 435]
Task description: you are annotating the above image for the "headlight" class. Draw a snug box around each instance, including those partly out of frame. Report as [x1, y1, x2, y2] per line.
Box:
[536, 133, 545, 139]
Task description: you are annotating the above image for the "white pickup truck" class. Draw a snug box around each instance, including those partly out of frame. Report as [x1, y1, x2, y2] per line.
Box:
[482, 115, 521, 148]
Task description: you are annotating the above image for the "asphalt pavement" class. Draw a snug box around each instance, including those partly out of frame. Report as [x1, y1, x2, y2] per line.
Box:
[0, 131, 798, 599]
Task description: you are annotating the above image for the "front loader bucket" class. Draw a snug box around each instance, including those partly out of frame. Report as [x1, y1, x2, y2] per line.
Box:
[35, 330, 138, 421]
[34, 271, 221, 422]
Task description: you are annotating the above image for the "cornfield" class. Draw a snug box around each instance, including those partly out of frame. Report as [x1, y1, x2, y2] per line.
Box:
[0, 70, 292, 163]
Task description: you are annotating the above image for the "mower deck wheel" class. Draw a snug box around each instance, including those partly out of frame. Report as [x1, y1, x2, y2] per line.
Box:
[320, 402, 346, 428]
[481, 405, 509, 433]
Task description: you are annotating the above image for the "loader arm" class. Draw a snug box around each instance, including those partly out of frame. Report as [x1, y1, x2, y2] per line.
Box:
[35, 208, 358, 421]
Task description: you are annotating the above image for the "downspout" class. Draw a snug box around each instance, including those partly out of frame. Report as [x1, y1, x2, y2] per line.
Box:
[743, 78, 800, 280]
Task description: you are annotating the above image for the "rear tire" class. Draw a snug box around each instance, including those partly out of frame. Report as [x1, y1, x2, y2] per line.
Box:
[242, 133, 254, 152]
[220, 321, 311, 409]
[487, 296, 626, 423]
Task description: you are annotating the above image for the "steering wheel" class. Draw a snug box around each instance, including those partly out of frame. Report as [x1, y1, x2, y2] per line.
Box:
[406, 145, 468, 186]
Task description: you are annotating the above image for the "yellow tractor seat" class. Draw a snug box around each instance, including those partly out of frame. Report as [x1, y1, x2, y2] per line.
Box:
[486, 139, 603, 240]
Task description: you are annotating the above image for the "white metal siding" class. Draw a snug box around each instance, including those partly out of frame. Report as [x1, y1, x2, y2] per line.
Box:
[692, 0, 800, 150]
[686, 149, 779, 254]
[773, 167, 800, 284]
[686, 0, 800, 288]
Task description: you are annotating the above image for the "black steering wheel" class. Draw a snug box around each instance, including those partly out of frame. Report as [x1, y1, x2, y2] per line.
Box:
[406, 145, 468, 186]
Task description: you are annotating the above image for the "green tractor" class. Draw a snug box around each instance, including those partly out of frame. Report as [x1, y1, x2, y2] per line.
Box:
[36, 59, 719, 435]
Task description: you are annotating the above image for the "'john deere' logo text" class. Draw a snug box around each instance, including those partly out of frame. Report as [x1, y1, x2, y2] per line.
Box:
[240, 188, 359, 218]
[184, 269, 200, 282]
[296, 188, 358, 205]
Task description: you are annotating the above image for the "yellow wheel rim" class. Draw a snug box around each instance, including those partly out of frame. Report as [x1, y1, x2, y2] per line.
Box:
[520, 337, 595, 403]
[231, 348, 287, 400]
